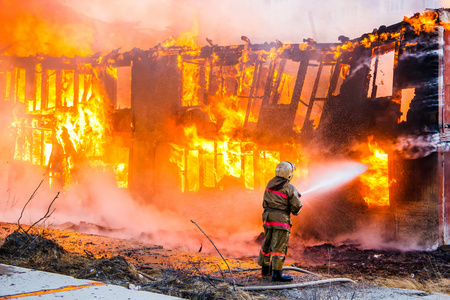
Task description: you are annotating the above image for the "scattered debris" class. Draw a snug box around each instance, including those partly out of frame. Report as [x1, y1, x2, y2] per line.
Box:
[0, 230, 66, 259]
[0, 222, 449, 298]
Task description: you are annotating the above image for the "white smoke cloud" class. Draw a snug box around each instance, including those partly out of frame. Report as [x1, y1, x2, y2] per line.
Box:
[60, 0, 444, 46]
[393, 133, 449, 159]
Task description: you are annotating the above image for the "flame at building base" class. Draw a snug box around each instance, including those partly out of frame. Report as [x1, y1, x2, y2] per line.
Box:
[1, 6, 447, 255]
[0, 152, 413, 259]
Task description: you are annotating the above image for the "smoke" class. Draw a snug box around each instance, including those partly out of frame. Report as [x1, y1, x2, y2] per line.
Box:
[0, 144, 433, 259]
[334, 216, 438, 252]
[0, 155, 375, 257]
[392, 133, 449, 159]
[2, 0, 445, 55]
[0, 162, 264, 257]
[59, 0, 443, 48]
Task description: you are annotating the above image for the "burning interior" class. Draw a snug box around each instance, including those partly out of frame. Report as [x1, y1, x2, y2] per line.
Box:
[1, 8, 449, 252]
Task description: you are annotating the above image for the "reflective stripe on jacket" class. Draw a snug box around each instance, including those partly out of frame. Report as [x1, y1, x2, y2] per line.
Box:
[262, 176, 302, 232]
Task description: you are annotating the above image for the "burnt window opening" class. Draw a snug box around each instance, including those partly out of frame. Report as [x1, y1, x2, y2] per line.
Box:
[237, 64, 252, 97]
[111, 146, 129, 188]
[399, 87, 415, 123]
[14, 68, 26, 104]
[34, 64, 42, 110]
[240, 59, 269, 125]
[367, 43, 395, 99]
[294, 56, 340, 134]
[0, 71, 12, 102]
[266, 58, 287, 105]
[180, 59, 205, 107]
[78, 73, 93, 103]
[116, 66, 131, 109]
[276, 60, 299, 105]
[263, 58, 299, 106]
[333, 63, 349, 96]
[61, 70, 75, 107]
[13, 119, 53, 168]
[45, 69, 57, 108]
[169, 142, 280, 192]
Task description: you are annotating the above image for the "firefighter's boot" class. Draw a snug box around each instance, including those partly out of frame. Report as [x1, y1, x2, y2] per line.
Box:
[272, 270, 293, 282]
[261, 265, 271, 276]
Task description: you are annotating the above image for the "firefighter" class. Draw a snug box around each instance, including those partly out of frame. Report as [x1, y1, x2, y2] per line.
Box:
[257, 161, 302, 282]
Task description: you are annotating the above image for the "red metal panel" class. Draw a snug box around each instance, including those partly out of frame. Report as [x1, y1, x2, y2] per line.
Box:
[445, 152, 450, 245]
[440, 30, 450, 244]
[438, 150, 450, 245]
[442, 30, 450, 140]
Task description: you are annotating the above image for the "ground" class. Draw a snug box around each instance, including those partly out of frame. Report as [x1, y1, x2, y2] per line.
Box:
[0, 221, 449, 299]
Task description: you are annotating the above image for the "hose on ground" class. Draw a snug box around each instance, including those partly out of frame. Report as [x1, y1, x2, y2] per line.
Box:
[281, 266, 321, 277]
[237, 277, 356, 291]
[241, 266, 320, 277]
[235, 266, 356, 291]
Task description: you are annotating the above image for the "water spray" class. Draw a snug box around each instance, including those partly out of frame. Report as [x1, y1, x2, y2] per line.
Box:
[297, 161, 368, 196]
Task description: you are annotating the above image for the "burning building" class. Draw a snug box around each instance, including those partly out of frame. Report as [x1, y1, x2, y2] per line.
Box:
[1, 7, 449, 250]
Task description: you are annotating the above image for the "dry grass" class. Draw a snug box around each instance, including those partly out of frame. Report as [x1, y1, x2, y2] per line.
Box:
[1, 223, 448, 299]
[368, 277, 450, 295]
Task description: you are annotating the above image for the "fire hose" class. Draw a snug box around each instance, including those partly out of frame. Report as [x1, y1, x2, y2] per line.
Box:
[190, 221, 356, 291]
[235, 266, 356, 291]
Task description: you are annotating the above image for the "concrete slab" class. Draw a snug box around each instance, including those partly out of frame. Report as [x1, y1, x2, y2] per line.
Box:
[0, 264, 183, 299]
[1, 263, 449, 300]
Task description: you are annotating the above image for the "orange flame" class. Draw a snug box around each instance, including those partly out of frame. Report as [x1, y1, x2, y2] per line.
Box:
[11, 60, 122, 188]
[169, 30, 301, 191]
[403, 11, 439, 34]
[166, 30, 318, 192]
[52, 74, 110, 186]
[359, 136, 390, 206]
[0, 0, 94, 57]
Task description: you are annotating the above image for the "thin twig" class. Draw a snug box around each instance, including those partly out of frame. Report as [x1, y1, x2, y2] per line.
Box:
[137, 271, 157, 281]
[214, 263, 226, 279]
[25, 192, 60, 234]
[190, 220, 236, 289]
[84, 249, 96, 259]
[190, 261, 217, 289]
[17, 180, 44, 234]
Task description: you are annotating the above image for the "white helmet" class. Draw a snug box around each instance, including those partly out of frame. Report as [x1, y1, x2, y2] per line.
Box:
[275, 161, 295, 181]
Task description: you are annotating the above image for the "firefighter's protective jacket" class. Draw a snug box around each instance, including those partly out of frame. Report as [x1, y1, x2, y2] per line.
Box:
[262, 176, 302, 233]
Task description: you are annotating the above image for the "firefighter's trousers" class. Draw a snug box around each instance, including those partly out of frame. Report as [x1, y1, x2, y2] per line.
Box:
[257, 227, 289, 271]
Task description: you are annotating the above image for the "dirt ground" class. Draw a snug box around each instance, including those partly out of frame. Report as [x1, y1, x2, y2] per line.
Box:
[0, 221, 449, 299]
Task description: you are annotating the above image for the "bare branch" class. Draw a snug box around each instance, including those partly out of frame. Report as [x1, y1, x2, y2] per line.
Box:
[25, 191, 60, 234]
[17, 180, 44, 234]
[190, 220, 236, 290]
